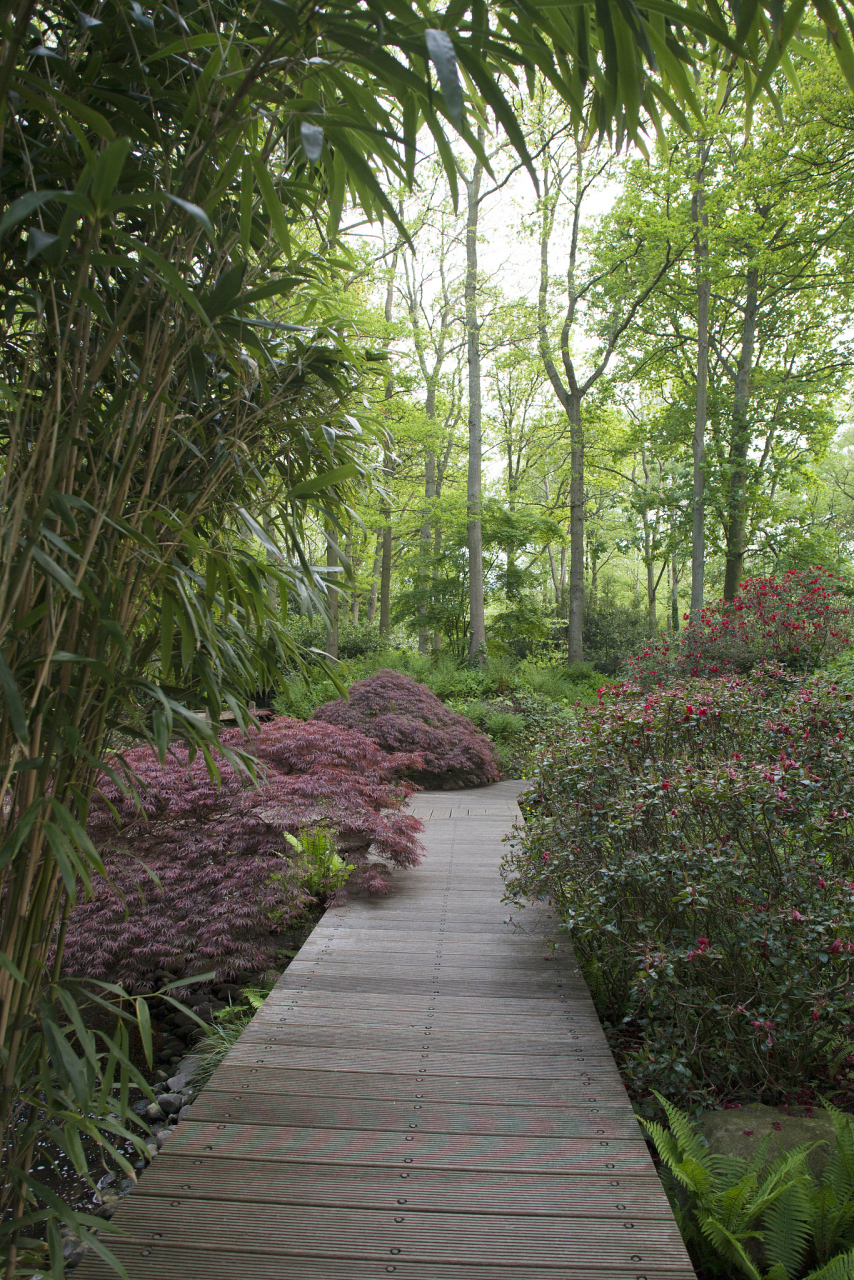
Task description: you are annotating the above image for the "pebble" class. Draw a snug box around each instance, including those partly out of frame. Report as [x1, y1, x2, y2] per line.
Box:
[156, 1128, 173, 1149]
[145, 1102, 164, 1122]
[156, 1092, 183, 1115]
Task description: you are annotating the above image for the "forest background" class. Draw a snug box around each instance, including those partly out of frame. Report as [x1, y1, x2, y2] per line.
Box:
[307, 56, 854, 677]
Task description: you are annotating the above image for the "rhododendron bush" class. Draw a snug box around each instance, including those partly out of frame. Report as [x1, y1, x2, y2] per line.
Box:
[63, 718, 424, 989]
[624, 569, 853, 686]
[503, 667, 854, 1106]
[311, 669, 500, 788]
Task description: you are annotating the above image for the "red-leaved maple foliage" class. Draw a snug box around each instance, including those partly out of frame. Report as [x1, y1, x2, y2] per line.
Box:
[311, 669, 500, 788]
[61, 718, 424, 989]
[625, 569, 854, 686]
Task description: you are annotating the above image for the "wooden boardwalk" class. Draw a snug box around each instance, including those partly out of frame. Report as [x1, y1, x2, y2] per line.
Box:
[79, 780, 693, 1279]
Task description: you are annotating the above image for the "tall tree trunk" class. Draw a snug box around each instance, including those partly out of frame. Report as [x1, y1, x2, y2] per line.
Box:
[463, 141, 486, 668]
[567, 393, 584, 662]
[432, 522, 443, 654]
[671, 551, 680, 632]
[546, 543, 560, 607]
[366, 531, 381, 624]
[379, 513, 392, 640]
[723, 263, 759, 600]
[691, 150, 710, 618]
[325, 532, 339, 660]
[418, 447, 436, 654]
[378, 234, 399, 642]
[559, 545, 567, 616]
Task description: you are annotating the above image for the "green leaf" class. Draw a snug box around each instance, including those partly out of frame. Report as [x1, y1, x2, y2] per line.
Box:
[0, 189, 73, 237]
[0, 651, 30, 746]
[90, 138, 132, 212]
[425, 29, 464, 128]
[26, 227, 58, 262]
[285, 463, 360, 500]
[301, 120, 324, 162]
[164, 193, 214, 238]
[252, 158, 292, 256]
[135, 997, 153, 1067]
[202, 260, 246, 318]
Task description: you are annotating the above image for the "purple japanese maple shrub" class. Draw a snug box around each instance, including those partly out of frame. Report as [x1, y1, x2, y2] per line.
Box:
[62, 717, 424, 989]
[311, 668, 500, 789]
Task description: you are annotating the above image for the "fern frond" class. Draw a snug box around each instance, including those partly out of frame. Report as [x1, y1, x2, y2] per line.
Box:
[653, 1091, 710, 1163]
[698, 1214, 763, 1280]
[717, 1171, 762, 1232]
[763, 1183, 812, 1280]
[803, 1246, 854, 1280]
[810, 1184, 854, 1266]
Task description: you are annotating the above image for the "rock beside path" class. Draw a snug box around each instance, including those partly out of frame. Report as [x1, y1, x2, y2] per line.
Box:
[700, 1103, 841, 1178]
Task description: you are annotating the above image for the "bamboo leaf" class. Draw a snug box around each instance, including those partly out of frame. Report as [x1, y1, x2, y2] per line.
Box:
[426, 29, 464, 127]
[0, 651, 30, 746]
[163, 193, 214, 237]
[300, 120, 324, 161]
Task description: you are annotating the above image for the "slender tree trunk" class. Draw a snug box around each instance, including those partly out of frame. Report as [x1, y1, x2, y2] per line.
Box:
[325, 532, 339, 660]
[559, 545, 567, 616]
[547, 543, 560, 606]
[590, 545, 599, 606]
[723, 264, 760, 600]
[366, 532, 381, 623]
[432, 522, 443, 654]
[463, 141, 486, 668]
[378, 235, 399, 642]
[691, 152, 710, 618]
[379, 515, 392, 640]
[567, 394, 584, 662]
[418, 447, 436, 653]
[671, 552, 680, 632]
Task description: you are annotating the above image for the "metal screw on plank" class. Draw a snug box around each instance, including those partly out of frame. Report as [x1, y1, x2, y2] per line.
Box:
[404, 1157, 413, 1163]
[631, 1256, 642, 1262]
[624, 1222, 635, 1228]
[181, 1185, 191, 1190]
[400, 1173, 409, 1178]
[616, 1204, 626, 1210]
[170, 1201, 180, 1207]
[390, 1249, 401, 1254]
[394, 1217, 404, 1222]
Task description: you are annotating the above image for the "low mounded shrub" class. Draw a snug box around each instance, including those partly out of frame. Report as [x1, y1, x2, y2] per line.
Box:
[311, 668, 500, 789]
[625, 569, 854, 686]
[63, 718, 424, 989]
[503, 666, 854, 1107]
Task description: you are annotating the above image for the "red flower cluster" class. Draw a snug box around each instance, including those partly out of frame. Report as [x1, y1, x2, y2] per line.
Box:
[624, 569, 853, 686]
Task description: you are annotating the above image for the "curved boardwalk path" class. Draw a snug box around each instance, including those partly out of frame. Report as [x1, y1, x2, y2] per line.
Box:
[80, 780, 693, 1280]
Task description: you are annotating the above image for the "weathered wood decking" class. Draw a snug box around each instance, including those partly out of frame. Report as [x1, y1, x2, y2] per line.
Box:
[78, 780, 694, 1279]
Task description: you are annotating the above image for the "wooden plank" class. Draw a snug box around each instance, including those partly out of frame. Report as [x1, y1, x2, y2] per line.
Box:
[75, 782, 692, 1280]
[78, 1249, 693, 1279]
[75, 1200, 691, 1268]
[185, 1093, 641, 1136]
[209, 1066, 627, 1104]
[133, 1157, 676, 1216]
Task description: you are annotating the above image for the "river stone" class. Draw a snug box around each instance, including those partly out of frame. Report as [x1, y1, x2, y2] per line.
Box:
[699, 1103, 839, 1178]
[156, 1092, 183, 1114]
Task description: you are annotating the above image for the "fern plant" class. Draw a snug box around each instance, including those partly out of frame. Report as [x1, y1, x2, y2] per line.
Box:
[642, 1094, 854, 1280]
[285, 827, 355, 899]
